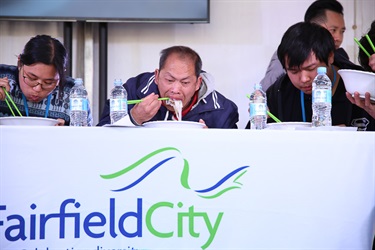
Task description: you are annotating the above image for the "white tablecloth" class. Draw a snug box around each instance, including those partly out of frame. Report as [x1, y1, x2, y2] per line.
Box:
[1, 126, 374, 249]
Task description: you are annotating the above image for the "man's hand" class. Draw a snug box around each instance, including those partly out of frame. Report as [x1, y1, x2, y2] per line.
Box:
[130, 93, 163, 125]
[346, 91, 375, 119]
[199, 119, 208, 128]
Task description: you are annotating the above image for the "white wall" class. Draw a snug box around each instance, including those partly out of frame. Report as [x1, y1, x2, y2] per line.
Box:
[1, 0, 374, 128]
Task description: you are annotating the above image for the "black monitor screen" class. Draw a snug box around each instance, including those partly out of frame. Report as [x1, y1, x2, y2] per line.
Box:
[0, 0, 210, 23]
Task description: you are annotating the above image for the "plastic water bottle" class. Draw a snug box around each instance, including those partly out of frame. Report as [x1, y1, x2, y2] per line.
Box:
[110, 79, 128, 124]
[249, 83, 267, 130]
[69, 78, 88, 126]
[312, 67, 332, 127]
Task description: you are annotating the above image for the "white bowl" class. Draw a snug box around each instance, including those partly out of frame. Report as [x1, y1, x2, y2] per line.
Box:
[0, 117, 59, 126]
[265, 122, 311, 130]
[143, 121, 205, 129]
[338, 69, 375, 100]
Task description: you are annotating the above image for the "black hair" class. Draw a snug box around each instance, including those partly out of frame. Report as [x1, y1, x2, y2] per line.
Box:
[304, 0, 344, 23]
[277, 22, 335, 70]
[358, 20, 375, 72]
[19, 34, 68, 99]
[159, 46, 202, 78]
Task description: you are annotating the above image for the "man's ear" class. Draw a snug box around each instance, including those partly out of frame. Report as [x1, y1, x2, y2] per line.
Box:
[154, 69, 159, 85]
[195, 76, 202, 91]
[17, 55, 22, 69]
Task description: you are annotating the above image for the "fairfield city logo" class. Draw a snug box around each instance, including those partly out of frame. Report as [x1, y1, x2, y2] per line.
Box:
[0, 147, 249, 250]
[100, 147, 250, 249]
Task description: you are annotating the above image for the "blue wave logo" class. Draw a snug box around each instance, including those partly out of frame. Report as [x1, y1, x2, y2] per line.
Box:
[100, 147, 249, 199]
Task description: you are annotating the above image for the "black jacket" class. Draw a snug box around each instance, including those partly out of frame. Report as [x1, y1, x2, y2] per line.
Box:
[265, 56, 374, 131]
[245, 48, 374, 131]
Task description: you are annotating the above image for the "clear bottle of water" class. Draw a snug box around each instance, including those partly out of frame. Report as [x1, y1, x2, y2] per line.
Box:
[69, 78, 88, 127]
[249, 83, 267, 130]
[312, 67, 332, 127]
[110, 79, 128, 124]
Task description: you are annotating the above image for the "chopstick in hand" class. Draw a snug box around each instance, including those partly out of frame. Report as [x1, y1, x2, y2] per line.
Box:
[127, 97, 169, 105]
[354, 38, 371, 58]
[365, 34, 375, 53]
[2, 87, 22, 116]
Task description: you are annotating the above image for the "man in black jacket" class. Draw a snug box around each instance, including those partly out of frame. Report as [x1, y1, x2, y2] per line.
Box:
[263, 22, 374, 131]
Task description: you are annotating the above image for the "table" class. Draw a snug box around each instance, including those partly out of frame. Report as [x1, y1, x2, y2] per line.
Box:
[1, 126, 374, 249]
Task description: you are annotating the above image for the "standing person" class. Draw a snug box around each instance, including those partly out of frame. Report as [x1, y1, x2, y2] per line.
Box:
[346, 20, 375, 119]
[0, 34, 93, 126]
[256, 22, 374, 131]
[97, 46, 239, 128]
[259, 0, 354, 91]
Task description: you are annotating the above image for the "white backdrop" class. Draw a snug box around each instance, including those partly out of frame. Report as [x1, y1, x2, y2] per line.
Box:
[1, 0, 374, 127]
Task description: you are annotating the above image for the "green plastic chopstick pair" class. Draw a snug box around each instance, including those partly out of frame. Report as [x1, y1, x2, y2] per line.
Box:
[354, 34, 375, 58]
[2, 87, 22, 117]
[127, 97, 169, 104]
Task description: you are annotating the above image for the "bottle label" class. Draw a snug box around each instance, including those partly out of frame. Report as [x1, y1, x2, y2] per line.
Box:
[250, 103, 267, 117]
[110, 99, 128, 112]
[70, 98, 88, 111]
[312, 89, 331, 103]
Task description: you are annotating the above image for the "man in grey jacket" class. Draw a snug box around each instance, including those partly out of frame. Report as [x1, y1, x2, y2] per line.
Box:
[260, 0, 349, 91]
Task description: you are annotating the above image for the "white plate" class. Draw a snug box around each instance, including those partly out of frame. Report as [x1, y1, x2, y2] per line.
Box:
[265, 122, 311, 130]
[338, 69, 375, 97]
[0, 117, 59, 126]
[143, 120, 205, 129]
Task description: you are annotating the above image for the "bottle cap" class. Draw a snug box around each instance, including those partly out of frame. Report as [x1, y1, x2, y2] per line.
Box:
[74, 78, 83, 85]
[114, 79, 123, 86]
[254, 83, 262, 90]
[317, 67, 327, 74]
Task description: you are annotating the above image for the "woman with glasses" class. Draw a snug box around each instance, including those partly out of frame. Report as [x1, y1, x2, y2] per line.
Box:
[0, 34, 92, 126]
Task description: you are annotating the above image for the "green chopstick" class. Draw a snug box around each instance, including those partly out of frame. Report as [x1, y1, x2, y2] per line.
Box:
[365, 34, 375, 53]
[2, 87, 22, 116]
[246, 94, 282, 123]
[4, 98, 16, 116]
[354, 38, 371, 57]
[127, 97, 169, 105]
[267, 111, 282, 123]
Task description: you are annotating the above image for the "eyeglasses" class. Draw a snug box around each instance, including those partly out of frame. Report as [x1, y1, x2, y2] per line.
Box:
[22, 67, 59, 91]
